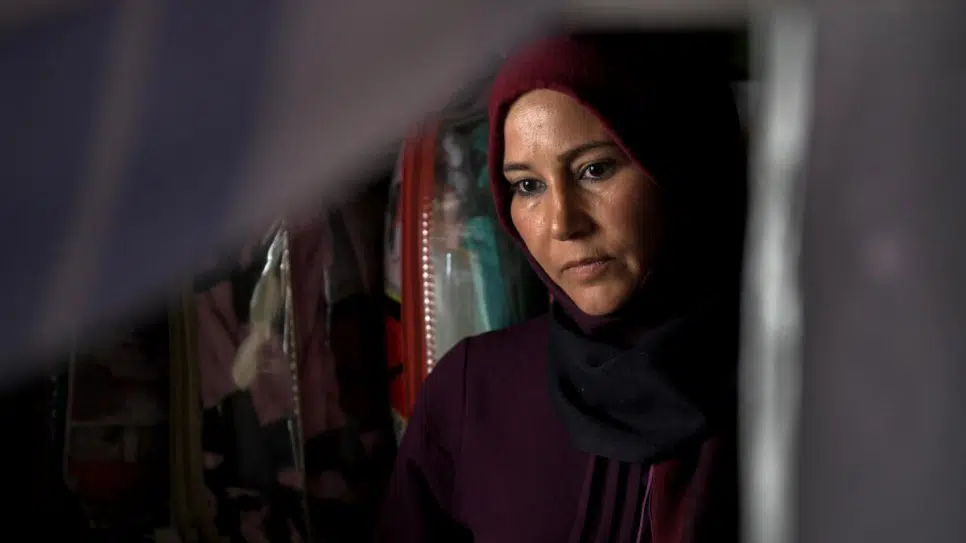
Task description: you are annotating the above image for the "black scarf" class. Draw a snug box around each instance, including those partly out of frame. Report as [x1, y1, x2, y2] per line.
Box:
[546, 301, 738, 464]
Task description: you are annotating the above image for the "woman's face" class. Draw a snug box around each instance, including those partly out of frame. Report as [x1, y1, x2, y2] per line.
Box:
[503, 89, 661, 316]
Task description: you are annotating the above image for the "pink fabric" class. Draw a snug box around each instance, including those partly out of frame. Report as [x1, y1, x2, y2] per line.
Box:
[196, 284, 298, 425]
[196, 236, 274, 409]
[196, 282, 244, 409]
[247, 330, 297, 426]
[195, 218, 347, 435]
[288, 216, 347, 439]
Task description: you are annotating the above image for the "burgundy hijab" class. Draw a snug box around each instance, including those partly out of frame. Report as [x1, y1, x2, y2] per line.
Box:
[487, 32, 746, 542]
[487, 32, 746, 335]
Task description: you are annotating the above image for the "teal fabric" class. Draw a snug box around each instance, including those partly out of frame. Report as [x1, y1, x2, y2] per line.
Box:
[461, 215, 510, 330]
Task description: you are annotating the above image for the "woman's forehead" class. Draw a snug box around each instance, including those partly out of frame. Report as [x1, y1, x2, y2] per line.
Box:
[503, 90, 611, 162]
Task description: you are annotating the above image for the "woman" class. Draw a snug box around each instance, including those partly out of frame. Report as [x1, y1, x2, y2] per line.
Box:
[377, 32, 746, 542]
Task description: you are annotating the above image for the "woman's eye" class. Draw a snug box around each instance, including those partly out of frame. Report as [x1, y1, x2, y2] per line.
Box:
[510, 178, 544, 196]
[580, 160, 616, 180]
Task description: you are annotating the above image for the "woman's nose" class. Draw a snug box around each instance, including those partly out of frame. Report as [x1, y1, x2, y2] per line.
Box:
[548, 184, 593, 241]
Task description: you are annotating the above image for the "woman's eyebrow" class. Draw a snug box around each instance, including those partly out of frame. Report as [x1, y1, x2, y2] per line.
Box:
[503, 140, 616, 176]
[502, 162, 530, 175]
[557, 140, 616, 164]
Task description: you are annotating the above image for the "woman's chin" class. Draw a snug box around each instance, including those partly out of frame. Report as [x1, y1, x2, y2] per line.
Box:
[569, 289, 632, 317]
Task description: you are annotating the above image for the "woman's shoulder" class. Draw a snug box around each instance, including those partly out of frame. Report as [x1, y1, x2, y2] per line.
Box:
[464, 313, 551, 365]
[417, 314, 550, 430]
[430, 314, 550, 385]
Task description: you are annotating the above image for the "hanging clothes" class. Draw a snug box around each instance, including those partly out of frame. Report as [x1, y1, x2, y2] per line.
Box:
[301, 199, 398, 542]
[194, 226, 316, 542]
[194, 189, 395, 541]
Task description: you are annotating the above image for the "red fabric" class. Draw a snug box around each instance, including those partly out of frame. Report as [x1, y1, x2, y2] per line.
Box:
[398, 125, 440, 416]
[69, 460, 144, 502]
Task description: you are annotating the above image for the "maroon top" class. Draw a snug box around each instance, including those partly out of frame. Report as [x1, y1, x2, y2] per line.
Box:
[377, 316, 738, 542]
[378, 32, 744, 542]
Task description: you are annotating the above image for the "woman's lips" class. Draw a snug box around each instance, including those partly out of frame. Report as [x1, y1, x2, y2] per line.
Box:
[562, 257, 614, 281]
